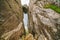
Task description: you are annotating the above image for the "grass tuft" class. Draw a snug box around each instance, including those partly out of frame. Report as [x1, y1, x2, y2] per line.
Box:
[44, 4, 60, 14]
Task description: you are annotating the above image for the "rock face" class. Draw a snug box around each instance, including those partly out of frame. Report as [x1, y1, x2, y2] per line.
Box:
[46, 0, 60, 7]
[28, 0, 60, 40]
[25, 34, 35, 40]
[0, 0, 24, 40]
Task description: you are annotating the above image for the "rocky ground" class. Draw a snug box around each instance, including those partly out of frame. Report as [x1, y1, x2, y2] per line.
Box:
[0, 0, 60, 40]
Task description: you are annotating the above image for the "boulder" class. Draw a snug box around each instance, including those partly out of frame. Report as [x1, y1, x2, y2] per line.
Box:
[28, 0, 60, 40]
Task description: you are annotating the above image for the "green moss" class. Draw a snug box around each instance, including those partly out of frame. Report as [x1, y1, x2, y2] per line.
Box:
[44, 4, 60, 14]
[49, 5, 60, 14]
[44, 4, 50, 8]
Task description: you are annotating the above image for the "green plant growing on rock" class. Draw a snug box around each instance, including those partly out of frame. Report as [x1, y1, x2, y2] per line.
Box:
[44, 4, 60, 14]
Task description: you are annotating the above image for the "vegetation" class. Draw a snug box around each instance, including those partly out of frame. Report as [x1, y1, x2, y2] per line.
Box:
[44, 4, 60, 14]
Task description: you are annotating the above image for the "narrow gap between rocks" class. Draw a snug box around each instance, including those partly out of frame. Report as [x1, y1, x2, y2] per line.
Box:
[21, 0, 29, 35]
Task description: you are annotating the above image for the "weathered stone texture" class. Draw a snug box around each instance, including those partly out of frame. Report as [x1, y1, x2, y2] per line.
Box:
[28, 0, 60, 40]
[0, 0, 24, 40]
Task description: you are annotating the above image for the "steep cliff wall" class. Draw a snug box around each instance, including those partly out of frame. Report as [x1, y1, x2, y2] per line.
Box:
[0, 0, 24, 40]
